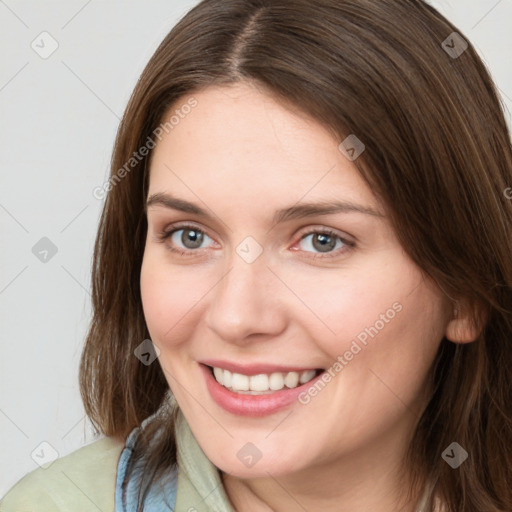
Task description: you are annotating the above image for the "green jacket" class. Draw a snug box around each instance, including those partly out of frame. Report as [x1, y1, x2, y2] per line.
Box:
[0, 409, 234, 512]
[1, 408, 434, 511]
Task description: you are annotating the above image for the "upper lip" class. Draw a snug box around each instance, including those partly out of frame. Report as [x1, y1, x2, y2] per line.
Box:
[200, 359, 323, 376]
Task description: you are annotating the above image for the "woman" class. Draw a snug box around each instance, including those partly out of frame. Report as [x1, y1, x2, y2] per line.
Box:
[2, 0, 511, 510]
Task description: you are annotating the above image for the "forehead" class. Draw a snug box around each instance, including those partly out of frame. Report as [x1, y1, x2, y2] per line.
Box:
[148, 83, 380, 213]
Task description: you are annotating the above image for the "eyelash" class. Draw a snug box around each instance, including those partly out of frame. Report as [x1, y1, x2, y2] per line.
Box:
[155, 223, 355, 259]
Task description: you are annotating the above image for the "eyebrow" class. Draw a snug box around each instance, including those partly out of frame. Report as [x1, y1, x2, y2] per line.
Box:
[145, 192, 384, 224]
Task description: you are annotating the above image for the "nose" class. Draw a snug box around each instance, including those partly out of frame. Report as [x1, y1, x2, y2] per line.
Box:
[203, 248, 287, 345]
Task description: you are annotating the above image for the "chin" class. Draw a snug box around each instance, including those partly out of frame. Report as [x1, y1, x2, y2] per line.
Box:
[208, 445, 307, 479]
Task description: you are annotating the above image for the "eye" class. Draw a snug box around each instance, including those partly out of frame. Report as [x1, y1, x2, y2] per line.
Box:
[157, 223, 216, 256]
[155, 223, 355, 259]
[294, 229, 354, 258]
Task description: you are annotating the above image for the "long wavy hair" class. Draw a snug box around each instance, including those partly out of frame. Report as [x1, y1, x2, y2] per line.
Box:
[79, 0, 512, 510]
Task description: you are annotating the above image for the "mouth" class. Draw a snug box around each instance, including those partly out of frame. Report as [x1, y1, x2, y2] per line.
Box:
[206, 364, 323, 394]
[200, 363, 326, 416]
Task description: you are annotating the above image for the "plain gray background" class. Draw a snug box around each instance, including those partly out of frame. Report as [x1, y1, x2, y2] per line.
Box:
[1, 0, 511, 497]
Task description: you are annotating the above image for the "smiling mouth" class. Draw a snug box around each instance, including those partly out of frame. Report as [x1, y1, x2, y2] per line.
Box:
[205, 365, 324, 395]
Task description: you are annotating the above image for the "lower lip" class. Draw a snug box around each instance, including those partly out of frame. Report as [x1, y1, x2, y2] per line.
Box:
[200, 363, 325, 417]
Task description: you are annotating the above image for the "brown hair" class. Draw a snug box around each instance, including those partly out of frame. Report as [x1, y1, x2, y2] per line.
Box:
[79, 0, 512, 510]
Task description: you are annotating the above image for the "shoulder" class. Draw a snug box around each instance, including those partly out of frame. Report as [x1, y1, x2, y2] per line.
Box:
[0, 435, 125, 512]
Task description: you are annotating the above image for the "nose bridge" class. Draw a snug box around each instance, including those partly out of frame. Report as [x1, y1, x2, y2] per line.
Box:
[204, 242, 285, 341]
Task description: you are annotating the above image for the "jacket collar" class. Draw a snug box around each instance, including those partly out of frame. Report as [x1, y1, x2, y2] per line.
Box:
[115, 406, 234, 511]
[175, 408, 235, 511]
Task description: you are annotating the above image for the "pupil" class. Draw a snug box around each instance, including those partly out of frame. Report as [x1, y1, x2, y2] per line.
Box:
[314, 233, 335, 252]
[183, 229, 203, 248]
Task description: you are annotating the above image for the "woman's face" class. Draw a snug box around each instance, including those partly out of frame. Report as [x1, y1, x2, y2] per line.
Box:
[140, 82, 452, 479]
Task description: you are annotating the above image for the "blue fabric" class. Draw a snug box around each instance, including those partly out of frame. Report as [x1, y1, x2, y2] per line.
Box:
[115, 421, 178, 511]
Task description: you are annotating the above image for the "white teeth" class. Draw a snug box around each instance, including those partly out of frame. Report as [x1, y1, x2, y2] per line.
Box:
[211, 367, 320, 393]
[231, 372, 249, 391]
[213, 367, 224, 382]
[223, 369, 232, 388]
[284, 372, 299, 388]
[269, 372, 284, 390]
[249, 374, 269, 392]
[299, 369, 317, 384]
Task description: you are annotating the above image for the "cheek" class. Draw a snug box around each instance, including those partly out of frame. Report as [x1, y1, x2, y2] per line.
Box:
[285, 256, 445, 371]
[140, 252, 206, 346]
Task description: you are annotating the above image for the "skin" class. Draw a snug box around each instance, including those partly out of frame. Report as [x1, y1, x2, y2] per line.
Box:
[140, 81, 478, 512]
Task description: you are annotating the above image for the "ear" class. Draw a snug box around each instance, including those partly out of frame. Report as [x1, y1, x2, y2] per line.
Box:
[444, 301, 484, 343]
